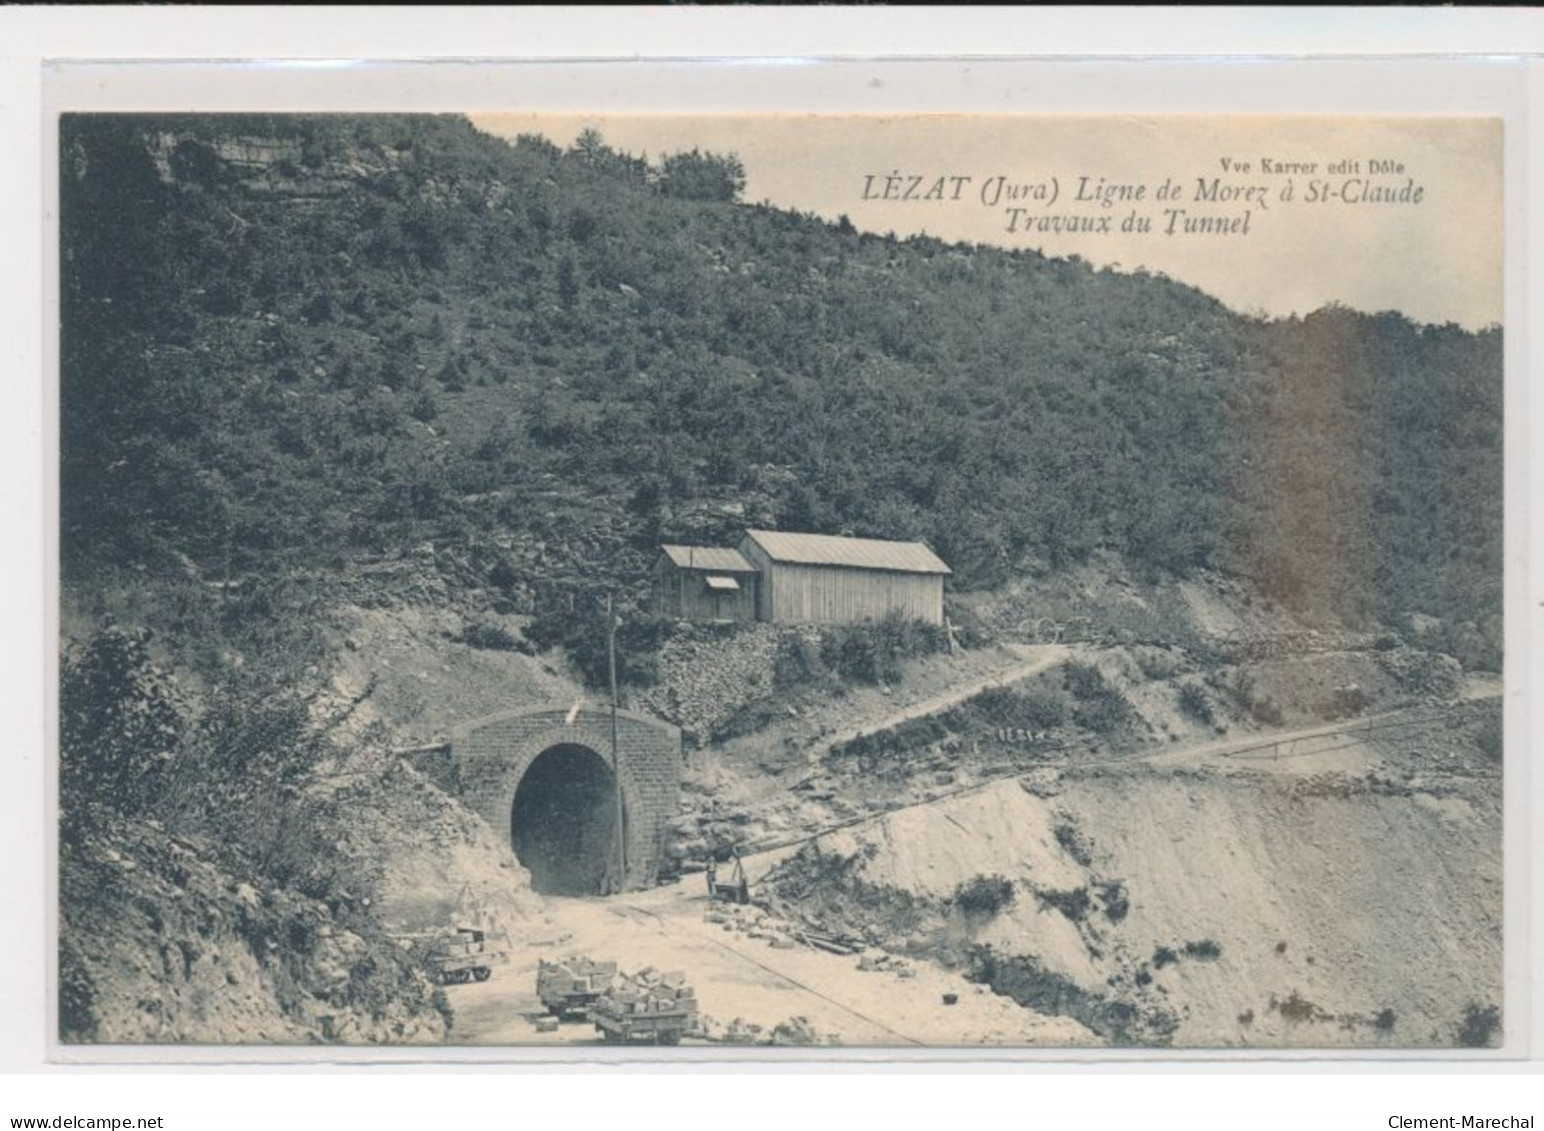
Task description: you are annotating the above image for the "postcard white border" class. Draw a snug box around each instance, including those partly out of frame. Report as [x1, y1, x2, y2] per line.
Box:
[4, 8, 1541, 1098]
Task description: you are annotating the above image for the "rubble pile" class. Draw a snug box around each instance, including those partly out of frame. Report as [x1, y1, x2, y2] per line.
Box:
[665, 796, 773, 868]
[540, 956, 618, 997]
[639, 622, 783, 744]
[697, 1014, 839, 1046]
[703, 902, 868, 956]
[595, 967, 698, 1018]
[856, 950, 916, 978]
[703, 903, 799, 950]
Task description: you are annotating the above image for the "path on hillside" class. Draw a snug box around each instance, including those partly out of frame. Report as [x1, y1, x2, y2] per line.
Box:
[734, 692, 1501, 881]
[801, 643, 1069, 768]
[1139, 693, 1500, 771]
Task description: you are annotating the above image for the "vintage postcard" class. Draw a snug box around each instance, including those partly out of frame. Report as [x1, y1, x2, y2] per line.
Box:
[53, 106, 1505, 1056]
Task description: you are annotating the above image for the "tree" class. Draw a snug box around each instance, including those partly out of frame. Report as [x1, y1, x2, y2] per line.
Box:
[59, 627, 186, 828]
[655, 148, 746, 203]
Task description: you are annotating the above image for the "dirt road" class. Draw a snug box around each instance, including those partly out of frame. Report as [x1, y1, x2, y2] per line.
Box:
[442, 879, 1094, 1048]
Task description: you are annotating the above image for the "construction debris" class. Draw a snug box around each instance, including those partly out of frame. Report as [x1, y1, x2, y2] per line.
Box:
[537, 956, 618, 1019]
[698, 1014, 839, 1047]
[705, 902, 865, 956]
[856, 950, 914, 977]
[591, 965, 699, 1045]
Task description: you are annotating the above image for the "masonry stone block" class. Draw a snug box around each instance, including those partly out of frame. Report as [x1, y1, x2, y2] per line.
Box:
[449, 705, 682, 891]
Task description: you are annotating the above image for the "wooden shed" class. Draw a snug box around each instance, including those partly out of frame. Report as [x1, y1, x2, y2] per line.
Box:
[653, 545, 760, 622]
[737, 530, 951, 626]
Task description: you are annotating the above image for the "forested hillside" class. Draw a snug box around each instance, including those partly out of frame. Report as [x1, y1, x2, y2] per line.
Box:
[60, 113, 1503, 673]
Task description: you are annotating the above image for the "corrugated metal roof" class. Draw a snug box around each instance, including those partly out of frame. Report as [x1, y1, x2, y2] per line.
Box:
[742, 530, 952, 575]
[660, 545, 757, 573]
[703, 575, 741, 591]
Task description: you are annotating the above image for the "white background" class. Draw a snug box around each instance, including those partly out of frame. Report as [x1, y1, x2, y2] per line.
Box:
[4, 7, 1542, 1127]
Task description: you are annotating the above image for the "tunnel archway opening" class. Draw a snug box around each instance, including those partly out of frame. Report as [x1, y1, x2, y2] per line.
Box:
[510, 743, 621, 896]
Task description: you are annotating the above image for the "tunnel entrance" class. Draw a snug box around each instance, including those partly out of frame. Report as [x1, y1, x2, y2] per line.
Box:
[510, 743, 621, 896]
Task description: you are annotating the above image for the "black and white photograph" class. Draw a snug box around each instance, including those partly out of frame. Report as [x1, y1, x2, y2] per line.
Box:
[52, 105, 1507, 1055]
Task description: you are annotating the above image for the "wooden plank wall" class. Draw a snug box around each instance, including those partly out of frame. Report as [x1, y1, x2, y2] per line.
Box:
[766, 563, 944, 625]
[738, 538, 776, 621]
[652, 558, 757, 621]
[735, 540, 941, 625]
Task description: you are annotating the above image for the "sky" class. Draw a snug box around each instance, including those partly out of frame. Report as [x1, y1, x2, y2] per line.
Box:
[470, 114, 1502, 330]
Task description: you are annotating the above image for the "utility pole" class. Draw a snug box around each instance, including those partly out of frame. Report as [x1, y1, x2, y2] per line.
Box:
[606, 595, 626, 895]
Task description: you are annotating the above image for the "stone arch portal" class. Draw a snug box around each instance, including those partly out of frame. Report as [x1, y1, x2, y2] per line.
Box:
[450, 706, 681, 893]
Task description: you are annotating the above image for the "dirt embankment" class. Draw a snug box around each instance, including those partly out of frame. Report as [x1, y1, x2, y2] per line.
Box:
[317, 750, 548, 945]
[60, 821, 450, 1045]
[764, 717, 1501, 1049]
[328, 603, 581, 743]
[60, 712, 554, 1045]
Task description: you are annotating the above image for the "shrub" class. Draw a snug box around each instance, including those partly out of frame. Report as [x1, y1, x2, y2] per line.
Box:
[1136, 648, 1183, 680]
[1251, 697, 1285, 726]
[821, 612, 946, 686]
[1323, 684, 1369, 720]
[1054, 822, 1094, 867]
[1037, 886, 1092, 922]
[1374, 1008, 1397, 1033]
[824, 627, 884, 685]
[525, 599, 673, 689]
[59, 626, 187, 827]
[954, 874, 1016, 917]
[1098, 881, 1129, 923]
[301, 291, 334, 325]
[1152, 946, 1179, 970]
[945, 604, 995, 649]
[57, 934, 99, 1042]
[1063, 661, 1107, 701]
[408, 388, 439, 423]
[967, 683, 1071, 732]
[174, 685, 337, 796]
[1475, 711, 1502, 763]
[1073, 692, 1134, 736]
[1183, 939, 1222, 961]
[1178, 683, 1214, 725]
[1228, 672, 1284, 726]
[1274, 990, 1322, 1024]
[1457, 1003, 1501, 1048]
[1062, 661, 1134, 735]
[655, 148, 747, 202]
[457, 619, 523, 652]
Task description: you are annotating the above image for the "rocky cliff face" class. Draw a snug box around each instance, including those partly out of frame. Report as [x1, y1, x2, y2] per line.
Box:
[58, 722, 550, 1045]
[144, 128, 404, 198]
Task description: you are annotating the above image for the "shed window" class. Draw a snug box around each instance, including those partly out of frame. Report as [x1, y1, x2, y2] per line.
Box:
[704, 575, 740, 591]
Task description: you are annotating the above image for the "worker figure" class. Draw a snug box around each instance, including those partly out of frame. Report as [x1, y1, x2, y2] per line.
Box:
[729, 847, 749, 905]
[705, 857, 717, 898]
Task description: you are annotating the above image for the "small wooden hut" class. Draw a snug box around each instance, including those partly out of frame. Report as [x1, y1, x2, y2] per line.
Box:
[652, 544, 760, 622]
